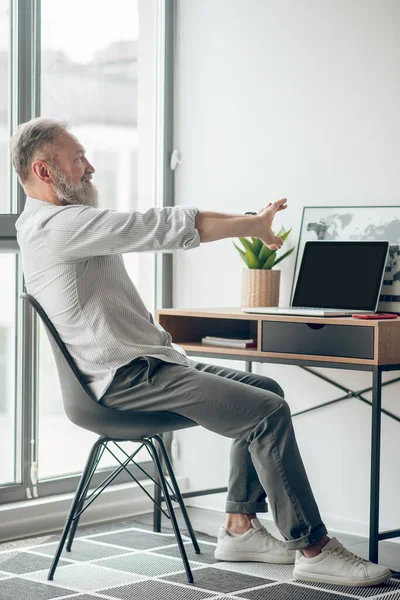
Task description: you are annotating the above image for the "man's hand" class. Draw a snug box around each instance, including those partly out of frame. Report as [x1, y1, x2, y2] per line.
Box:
[194, 198, 288, 244]
[255, 198, 288, 250]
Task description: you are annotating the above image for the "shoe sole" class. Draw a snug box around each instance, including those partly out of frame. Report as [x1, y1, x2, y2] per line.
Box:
[215, 551, 295, 564]
[293, 568, 392, 587]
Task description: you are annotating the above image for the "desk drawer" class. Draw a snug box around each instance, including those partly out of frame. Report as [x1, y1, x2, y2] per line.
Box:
[261, 321, 374, 359]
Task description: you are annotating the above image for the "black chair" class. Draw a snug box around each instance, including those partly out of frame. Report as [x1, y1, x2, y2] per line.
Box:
[21, 293, 200, 583]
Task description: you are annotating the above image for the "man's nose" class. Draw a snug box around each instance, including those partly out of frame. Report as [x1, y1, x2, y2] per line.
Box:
[84, 157, 95, 173]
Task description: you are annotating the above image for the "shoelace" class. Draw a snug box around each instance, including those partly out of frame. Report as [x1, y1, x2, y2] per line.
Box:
[327, 544, 364, 566]
[255, 526, 288, 548]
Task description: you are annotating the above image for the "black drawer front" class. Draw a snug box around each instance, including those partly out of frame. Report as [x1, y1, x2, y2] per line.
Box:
[261, 321, 374, 359]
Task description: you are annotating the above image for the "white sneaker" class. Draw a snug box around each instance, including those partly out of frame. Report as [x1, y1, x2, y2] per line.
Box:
[293, 537, 391, 587]
[214, 518, 295, 564]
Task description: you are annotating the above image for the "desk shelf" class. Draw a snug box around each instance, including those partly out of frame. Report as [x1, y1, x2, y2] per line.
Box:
[158, 313, 258, 347]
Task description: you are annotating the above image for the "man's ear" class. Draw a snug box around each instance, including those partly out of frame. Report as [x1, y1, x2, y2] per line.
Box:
[31, 160, 53, 184]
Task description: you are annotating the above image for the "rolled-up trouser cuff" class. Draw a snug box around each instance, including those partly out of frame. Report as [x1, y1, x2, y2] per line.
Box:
[284, 523, 328, 550]
[225, 501, 268, 514]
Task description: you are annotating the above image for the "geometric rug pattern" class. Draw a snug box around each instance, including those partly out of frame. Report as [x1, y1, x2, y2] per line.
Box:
[0, 520, 399, 600]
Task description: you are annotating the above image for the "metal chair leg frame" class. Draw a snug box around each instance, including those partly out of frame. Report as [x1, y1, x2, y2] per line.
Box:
[143, 438, 194, 584]
[48, 437, 105, 580]
[154, 434, 200, 554]
[152, 437, 163, 533]
[153, 480, 163, 532]
[66, 442, 106, 551]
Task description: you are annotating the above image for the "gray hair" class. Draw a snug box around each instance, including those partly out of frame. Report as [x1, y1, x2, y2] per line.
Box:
[10, 117, 69, 182]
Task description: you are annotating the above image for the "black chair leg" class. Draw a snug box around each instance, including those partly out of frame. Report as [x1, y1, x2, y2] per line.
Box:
[144, 438, 194, 584]
[153, 439, 162, 532]
[154, 434, 200, 554]
[66, 442, 104, 552]
[48, 438, 104, 580]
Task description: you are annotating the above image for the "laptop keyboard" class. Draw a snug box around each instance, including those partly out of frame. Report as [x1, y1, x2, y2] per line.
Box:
[273, 307, 351, 314]
[293, 307, 345, 312]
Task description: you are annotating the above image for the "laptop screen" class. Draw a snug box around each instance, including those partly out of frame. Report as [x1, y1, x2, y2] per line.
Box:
[292, 241, 389, 311]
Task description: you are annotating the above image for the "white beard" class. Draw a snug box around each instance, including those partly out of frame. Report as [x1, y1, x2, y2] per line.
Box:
[53, 168, 99, 208]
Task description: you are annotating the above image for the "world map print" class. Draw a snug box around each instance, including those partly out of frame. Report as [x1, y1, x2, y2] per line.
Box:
[294, 207, 400, 313]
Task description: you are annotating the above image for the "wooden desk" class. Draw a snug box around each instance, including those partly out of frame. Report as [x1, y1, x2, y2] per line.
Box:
[156, 307, 400, 562]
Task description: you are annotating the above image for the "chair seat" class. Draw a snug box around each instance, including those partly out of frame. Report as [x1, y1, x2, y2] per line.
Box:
[69, 402, 198, 440]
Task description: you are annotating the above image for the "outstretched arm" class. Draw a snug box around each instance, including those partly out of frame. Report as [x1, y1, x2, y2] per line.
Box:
[39, 205, 200, 262]
[195, 198, 288, 249]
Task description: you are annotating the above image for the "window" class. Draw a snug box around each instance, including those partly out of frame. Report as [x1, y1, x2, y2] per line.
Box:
[0, 0, 165, 509]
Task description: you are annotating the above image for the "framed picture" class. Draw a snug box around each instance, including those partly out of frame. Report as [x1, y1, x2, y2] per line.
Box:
[292, 206, 400, 313]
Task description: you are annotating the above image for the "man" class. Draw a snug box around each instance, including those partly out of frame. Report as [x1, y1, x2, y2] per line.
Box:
[12, 117, 391, 587]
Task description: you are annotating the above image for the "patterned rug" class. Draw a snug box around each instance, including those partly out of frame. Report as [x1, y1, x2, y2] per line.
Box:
[0, 519, 399, 600]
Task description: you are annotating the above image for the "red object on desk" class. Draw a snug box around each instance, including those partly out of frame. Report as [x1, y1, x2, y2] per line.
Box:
[352, 313, 398, 320]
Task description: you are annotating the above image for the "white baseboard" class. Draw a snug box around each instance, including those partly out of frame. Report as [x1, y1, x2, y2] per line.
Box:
[183, 500, 381, 543]
[0, 478, 187, 544]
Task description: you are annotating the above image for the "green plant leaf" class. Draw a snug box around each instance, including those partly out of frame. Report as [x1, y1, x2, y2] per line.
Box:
[238, 237, 256, 254]
[273, 247, 295, 267]
[233, 242, 248, 266]
[258, 244, 273, 263]
[261, 252, 277, 269]
[279, 228, 292, 243]
[251, 237, 263, 256]
[245, 248, 261, 269]
[234, 227, 295, 270]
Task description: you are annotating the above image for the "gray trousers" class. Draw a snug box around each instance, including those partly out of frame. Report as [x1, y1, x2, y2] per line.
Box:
[101, 357, 328, 550]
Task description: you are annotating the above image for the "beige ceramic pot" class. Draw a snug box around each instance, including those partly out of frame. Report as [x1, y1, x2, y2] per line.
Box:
[241, 269, 280, 308]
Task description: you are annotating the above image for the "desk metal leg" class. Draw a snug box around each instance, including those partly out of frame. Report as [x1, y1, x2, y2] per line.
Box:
[245, 361, 252, 373]
[369, 366, 382, 563]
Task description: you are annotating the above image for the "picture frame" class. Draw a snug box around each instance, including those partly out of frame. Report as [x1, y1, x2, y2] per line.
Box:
[291, 206, 400, 313]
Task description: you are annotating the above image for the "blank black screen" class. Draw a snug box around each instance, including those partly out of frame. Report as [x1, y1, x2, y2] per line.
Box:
[292, 241, 388, 311]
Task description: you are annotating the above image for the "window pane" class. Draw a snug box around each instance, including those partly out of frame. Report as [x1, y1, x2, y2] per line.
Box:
[38, 0, 155, 480]
[0, 0, 10, 213]
[0, 254, 17, 485]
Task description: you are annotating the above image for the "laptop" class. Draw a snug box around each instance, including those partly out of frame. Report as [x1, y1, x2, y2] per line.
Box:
[242, 240, 389, 317]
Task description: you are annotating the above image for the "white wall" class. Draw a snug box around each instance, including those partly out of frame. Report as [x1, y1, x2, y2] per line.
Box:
[172, 0, 400, 538]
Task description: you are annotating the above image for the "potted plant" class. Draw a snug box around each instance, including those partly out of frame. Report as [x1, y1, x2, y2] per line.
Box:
[234, 228, 295, 307]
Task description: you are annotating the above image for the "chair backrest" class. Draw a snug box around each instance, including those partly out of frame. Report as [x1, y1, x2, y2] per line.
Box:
[20, 293, 196, 439]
